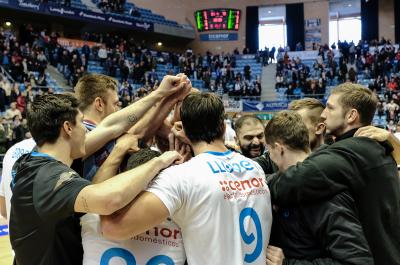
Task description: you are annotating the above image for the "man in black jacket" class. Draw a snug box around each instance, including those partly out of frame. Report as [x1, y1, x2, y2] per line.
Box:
[270, 83, 400, 265]
[255, 98, 326, 175]
[265, 110, 373, 265]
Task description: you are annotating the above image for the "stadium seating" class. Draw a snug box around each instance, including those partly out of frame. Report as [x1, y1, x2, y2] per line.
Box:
[90, 0, 182, 28]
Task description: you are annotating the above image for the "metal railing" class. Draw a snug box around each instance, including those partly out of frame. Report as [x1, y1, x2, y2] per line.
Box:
[0, 65, 15, 84]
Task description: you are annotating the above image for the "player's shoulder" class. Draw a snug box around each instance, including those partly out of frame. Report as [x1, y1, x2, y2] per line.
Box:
[161, 156, 196, 175]
[158, 154, 211, 181]
[4, 138, 36, 160]
[329, 136, 386, 155]
[34, 157, 79, 182]
[233, 152, 265, 170]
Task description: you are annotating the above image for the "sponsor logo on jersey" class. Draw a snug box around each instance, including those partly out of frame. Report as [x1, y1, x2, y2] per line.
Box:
[207, 159, 254, 174]
[54, 171, 76, 191]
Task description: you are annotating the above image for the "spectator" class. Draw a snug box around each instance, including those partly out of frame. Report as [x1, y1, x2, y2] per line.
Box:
[5, 102, 22, 121]
[98, 45, 108, 66]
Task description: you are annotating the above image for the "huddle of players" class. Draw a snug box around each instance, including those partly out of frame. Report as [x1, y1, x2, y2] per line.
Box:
[2, 72, 400, 265]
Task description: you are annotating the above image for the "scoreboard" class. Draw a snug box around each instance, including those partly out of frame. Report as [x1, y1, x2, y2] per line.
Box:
[195, 9, 241, 31]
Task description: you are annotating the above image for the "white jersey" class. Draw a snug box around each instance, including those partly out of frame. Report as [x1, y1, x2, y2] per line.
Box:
[81, 213, 186, 265]
[147, 150, 273, 265]
[0, 138, 36, 222]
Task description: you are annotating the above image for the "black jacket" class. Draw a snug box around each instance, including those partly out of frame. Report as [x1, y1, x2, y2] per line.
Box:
[253, 151, 278, 175]
[269, 132, 400, 265]
[270, 191, 373, 265]
[255, 151, 372, 264]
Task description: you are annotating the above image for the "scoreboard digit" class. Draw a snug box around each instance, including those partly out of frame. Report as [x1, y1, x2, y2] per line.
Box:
[194, 9, 241, 32]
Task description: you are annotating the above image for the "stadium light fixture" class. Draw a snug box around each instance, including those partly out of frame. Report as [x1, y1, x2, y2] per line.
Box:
[5, 21, 11, 27]
[157, 42, 163, 47]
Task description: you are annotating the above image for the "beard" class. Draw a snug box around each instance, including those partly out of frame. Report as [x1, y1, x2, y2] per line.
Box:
[240, 143, 265, 158]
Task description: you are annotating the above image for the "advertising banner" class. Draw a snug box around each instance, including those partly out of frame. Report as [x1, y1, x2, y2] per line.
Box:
[199, 33, 238, 41]
[57, 37, 101, 48]
[243, 100, 288, 112]
[2, 0, 154, 32]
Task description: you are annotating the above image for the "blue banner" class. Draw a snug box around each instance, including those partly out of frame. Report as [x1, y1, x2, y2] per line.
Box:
[243, 101, 288, 112]
[200, 33, 238, 41]
[2, 0, 153, 32]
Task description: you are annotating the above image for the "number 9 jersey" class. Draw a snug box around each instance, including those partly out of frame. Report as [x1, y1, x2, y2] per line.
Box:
[147, 150, 273, 265]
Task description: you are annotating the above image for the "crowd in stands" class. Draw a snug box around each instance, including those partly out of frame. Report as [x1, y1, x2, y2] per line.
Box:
[51, 32, 262, 99]
[98, 0, 125, 13]
[0, 25, 264, 152]
[3, 23, 400, 149]
[0, 25, 60, 151]
[0, 25, 53, 85]
[270, 38, 400, 130]
[270, 39, 400, 101]
[0, 74, 33, 152]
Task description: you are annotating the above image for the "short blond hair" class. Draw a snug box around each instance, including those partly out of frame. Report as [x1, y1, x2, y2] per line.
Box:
[265, 110, 310, 152]
[288, 98, 325, 125]
[331, 83, 378, 125]
[74, 73, 118, 111]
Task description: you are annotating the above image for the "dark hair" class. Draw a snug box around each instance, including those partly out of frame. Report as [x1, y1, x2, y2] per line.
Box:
[126, 148, 161, 170]
[264, 110, 310, 153]
[27, 94, 80, 146]
[234, 115, 263, 134]
[181, 92, 225, 144]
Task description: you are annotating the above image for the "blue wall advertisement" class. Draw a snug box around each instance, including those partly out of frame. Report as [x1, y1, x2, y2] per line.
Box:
[0, 0, 153, 32]
[200, 33, 238, 41]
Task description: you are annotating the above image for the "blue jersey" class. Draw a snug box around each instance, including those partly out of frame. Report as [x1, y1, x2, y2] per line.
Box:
[82, 120, 115, 181]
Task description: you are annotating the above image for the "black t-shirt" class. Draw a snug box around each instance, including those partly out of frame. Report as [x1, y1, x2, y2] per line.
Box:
[10, 152, 91, 265]
[253, 152, 278, 175]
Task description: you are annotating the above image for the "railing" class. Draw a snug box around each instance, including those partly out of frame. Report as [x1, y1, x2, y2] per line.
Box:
[224, 93, 327, 101]
[0, 65, 15, 84]
[284, 93, 326, 101]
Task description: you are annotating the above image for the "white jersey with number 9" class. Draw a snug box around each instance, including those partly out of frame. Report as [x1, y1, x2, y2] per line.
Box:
[147, 150, 273, 265]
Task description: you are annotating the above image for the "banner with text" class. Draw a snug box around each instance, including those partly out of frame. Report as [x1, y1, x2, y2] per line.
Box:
[57, 37, 101, 49]
[200, 33, 238, 41]
[243, 100, 288, 112]
[2, 0, 153, 32]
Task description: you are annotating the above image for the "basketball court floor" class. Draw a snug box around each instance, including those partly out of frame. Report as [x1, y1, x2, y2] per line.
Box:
[0, 216, 12, 265]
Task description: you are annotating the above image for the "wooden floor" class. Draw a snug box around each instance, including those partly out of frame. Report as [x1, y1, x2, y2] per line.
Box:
[0, 216, 13, 265]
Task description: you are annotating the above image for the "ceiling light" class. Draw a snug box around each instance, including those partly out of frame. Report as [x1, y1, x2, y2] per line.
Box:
[5, 21, 11, 27]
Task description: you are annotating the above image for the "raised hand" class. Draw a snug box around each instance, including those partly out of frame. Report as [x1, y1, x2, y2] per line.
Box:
[115, 133, 140, 154]
[156, 74, 190, 97]
[156, 151, 183, 169]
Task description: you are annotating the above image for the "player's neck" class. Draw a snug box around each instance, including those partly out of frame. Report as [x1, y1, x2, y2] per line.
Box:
[192, 139, 228, 156]
[83, 109, 103, 125]
[311, 135, 325, 151]
[37, 139, 73, 167]
[280, 150, 309, 171]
